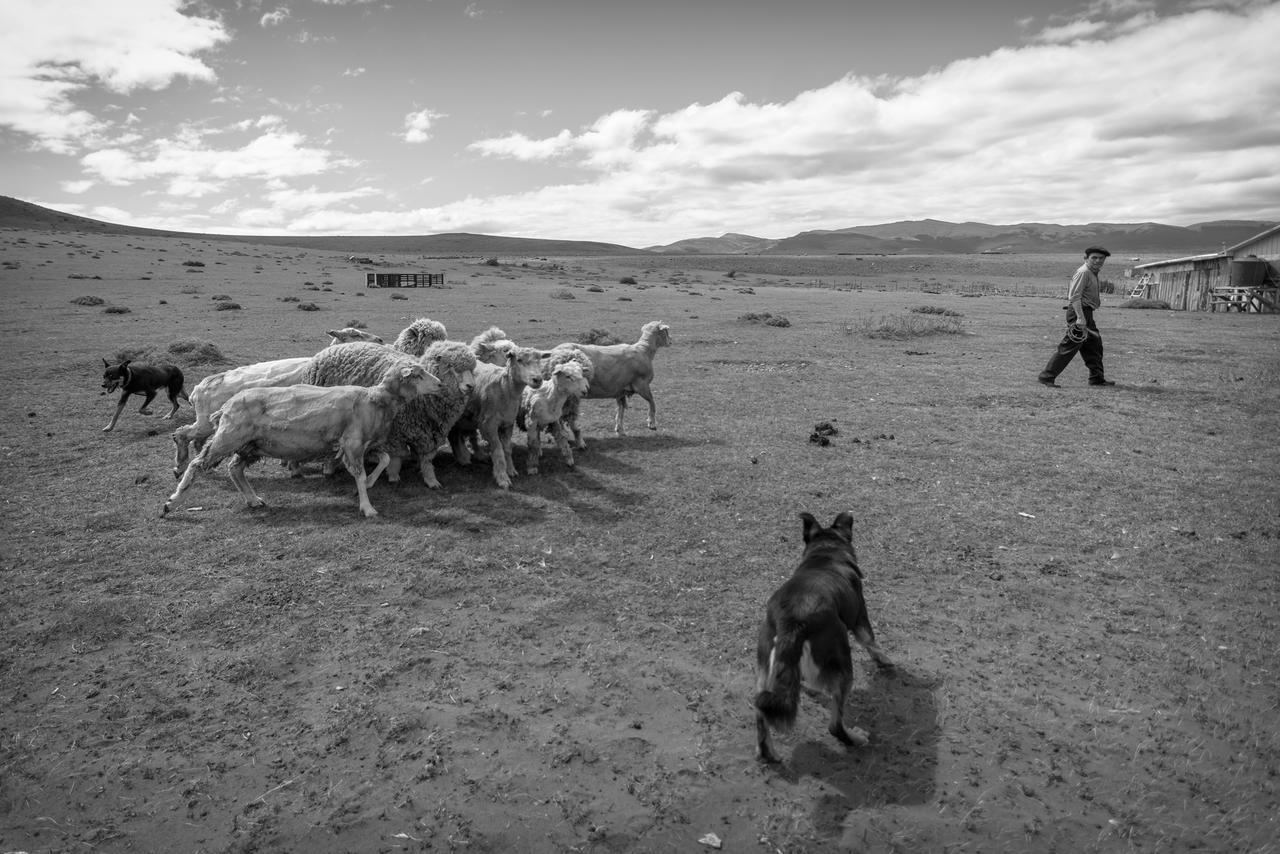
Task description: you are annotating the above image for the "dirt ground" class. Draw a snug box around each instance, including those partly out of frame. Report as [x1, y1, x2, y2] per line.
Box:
[1, 229, 1277, 853]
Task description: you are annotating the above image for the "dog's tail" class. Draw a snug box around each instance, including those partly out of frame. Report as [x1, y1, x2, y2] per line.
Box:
[754, 624, 804, 731]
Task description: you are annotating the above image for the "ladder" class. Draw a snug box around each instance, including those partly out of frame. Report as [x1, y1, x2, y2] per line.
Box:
[1127, 274, 1152, 299]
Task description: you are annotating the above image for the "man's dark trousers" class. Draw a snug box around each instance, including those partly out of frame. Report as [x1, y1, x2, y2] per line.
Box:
[1040, 307, 1105, 383]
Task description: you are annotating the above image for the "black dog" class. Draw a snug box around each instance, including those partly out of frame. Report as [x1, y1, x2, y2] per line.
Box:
[754, 511, 894, 763]
[101, 358, 189, 432]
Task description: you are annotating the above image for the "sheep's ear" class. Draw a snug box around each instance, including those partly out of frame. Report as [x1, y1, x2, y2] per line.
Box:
[326, 329, 339, 337]
[800, 512, 820, 543]
[831, 511, 854, 543]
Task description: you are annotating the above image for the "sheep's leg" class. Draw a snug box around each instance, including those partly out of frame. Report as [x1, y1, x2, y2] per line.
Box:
[103, 393, 130, 432]
[414, 442, 443, 489]
[137, 390, 158, 415]
[172, 425, 192, 477]
[448, 427, 473, 466]
[498, 423, 517, 483]
[227, 455, 266, 509]
[551, 422, 574, 469]
[639, 386, 657, 431]
[525, 427, 542, 475]
[366, 451, 391, 488]
[613, 395, 628, 436]
[162, 444, 215, 516]
[386, 455, 403, 483]
[339, 446, 377, 518]
[483, 422, 512, 489]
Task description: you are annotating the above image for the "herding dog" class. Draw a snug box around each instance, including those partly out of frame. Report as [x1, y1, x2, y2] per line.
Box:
[101, 358, 189, 432]
[754, 511, 894, 763]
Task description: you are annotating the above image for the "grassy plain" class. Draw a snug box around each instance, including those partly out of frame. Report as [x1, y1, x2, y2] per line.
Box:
[1, 228, 1277, 853]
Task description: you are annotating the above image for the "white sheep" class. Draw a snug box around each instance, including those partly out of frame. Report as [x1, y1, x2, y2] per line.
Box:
[162, 363, 440, 518]
[304, 339, 477, 488]
[172, 357, 313, 477]
[448, 331, 545, 489]
[390, 317, 449, 356]
[556, 321, 671, 446]
[327, 327, 384, 345]
[517, 360, 591, 474]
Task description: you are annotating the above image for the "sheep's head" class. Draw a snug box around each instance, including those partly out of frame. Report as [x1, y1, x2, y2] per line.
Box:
[423, 340, 479, 394]
[394, 317, 448, 356]
[329, 327, 384, 345]
[642, 321, 672, 348]
[553, 361, 589, 398]
[540, 345, 594, 383]
[509, 346, 544, 388]
[470, 326, 517, 366]
[384, 363, 441, 401]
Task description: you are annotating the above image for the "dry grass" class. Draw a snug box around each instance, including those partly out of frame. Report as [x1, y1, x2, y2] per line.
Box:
[1, 229, 1276, 853]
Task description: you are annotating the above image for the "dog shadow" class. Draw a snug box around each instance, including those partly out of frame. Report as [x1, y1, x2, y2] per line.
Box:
[780, 666, 941, 836]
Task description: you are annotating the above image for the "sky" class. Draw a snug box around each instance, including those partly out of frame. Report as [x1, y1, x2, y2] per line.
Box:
[1, 0, 1278, 248]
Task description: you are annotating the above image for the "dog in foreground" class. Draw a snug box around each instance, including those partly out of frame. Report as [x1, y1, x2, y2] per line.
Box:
[754, 511, 894, 763]
[101, 359, 189, 432]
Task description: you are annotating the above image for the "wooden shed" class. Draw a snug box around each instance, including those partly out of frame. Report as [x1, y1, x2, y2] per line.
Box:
[1130, 224, 1280, 312]
[366, 272, 444, 288]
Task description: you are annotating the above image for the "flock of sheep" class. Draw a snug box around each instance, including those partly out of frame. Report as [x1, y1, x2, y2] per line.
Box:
[160, 319, 673, 517]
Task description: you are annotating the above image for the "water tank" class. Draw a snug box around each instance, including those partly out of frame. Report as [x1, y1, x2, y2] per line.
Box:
[1230, 256, 1269, 287]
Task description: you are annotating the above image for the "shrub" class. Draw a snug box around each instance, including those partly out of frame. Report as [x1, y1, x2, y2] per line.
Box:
[347, 319, 368, 329]
[550, 289, 576, 300]
[586, 285, 604, 293]
[71, 295, 105, 306]
[846, 313, 964, 339]
[211, 294, 233, 301]
[215, 302, 242, 311]
[297, 302, 320, 311]
[483, 257, 500, 266]
[1119, 298, 1172, 310]
[910, 305, 963, 317]
[390, 293, 408, 301]
[579, 329, 622, 345]
[182, 260, 205, 267]
[738, 312, 789, 326]
[726, 270, 737, 279]
[279, 295, 300, 303]
[619, 276, 637, 285]
[104, 306, 131, 314]
[167, 339, 226, 365]
[764, 315, 791, 328]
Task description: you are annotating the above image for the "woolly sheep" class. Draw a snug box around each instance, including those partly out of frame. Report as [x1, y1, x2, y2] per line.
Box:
[448, 330, 545, 489]
[537, 346, 595, 451]
[391, 317, 449, 356]
[517, 360, 590, 474]
[304, 339, 477, 488]
[556, 321, 671, 444]
[162, 363, 440, 518]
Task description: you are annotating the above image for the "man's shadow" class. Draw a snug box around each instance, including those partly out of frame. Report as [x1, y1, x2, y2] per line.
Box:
[780, 666, 940, 837]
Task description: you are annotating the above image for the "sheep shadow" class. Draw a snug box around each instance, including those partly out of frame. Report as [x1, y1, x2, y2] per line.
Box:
[771, 666, 940, 839]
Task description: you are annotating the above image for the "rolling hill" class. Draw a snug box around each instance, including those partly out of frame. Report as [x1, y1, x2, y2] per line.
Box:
[2, 195, 1273, 257]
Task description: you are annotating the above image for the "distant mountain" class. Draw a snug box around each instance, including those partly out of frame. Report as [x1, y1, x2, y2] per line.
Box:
[0, 196, 644, 257]
[3, 195, 1274, 257]
[646, 219, 1278, 256]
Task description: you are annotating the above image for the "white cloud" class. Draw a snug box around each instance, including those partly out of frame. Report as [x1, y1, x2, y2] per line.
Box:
[60, 179, 95, 194]
[0, 0, 226, 153]
[80, 128, 352, 196]
[261, 8, 291, 28]
[403, 109, 447, 144]
[455, 2, 1280, 243]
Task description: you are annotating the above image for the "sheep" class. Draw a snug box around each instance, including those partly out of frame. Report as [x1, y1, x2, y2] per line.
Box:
[327, 327, 384, 345]
[448, 327, 547, 489]
[172, 357, 313, 477]
[517, 360, 591, 474]
[162, 363, 440, 519]
[555, 321, 671, 446]
[536, 345, 596, 452]
[171, 318, 447, 477]
[304, 339, 477, 489]
[391, 317, 449, 356]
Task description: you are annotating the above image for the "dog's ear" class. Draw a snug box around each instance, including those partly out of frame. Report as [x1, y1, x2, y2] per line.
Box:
[103, 358, 110, 369]
[831, 511, 854, 543]
[800, 512, 820, 543]
[120, 359, 131, 368]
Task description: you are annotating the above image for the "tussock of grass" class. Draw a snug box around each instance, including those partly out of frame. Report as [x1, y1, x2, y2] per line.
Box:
[848, 313, 964, 338]
[910, 305, 963, 317]
[297, 302, 320, 311]
[215, 302, 242, 311]
[167, 339, 227, 365]
[550, 288, 576, 300]
[71, 295, 104, 306]
[739, 312, 791, 327]
[579, 328, 621, 345]
[104, 305, 131, 314]
[1120, 298, 1173, 310]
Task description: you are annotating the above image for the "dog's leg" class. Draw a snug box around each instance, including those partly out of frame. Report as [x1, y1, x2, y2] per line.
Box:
[138, 390, 157, 415]
[103, 396, 128, 432]
[164, 390, 181, 420]
[853, 625, 895, 671]
[827, 674, 869, 748]
[756, 711, 779, 763]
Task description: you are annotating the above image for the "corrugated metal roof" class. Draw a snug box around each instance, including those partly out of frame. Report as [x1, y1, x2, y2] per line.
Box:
[1132, 252, 1227, 270]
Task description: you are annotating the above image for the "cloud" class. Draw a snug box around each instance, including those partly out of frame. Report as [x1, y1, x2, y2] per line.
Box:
[454, 2, 1280, 242]
[260, 8, 291, 27]
[0, 0, 227, 153]
[80, 127, 353, 197]
[60, 180, 95, 194]
[403, 109, 447, 144]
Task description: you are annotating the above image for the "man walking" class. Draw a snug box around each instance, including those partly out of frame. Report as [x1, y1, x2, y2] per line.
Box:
[1038, 246, 1116, 387]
